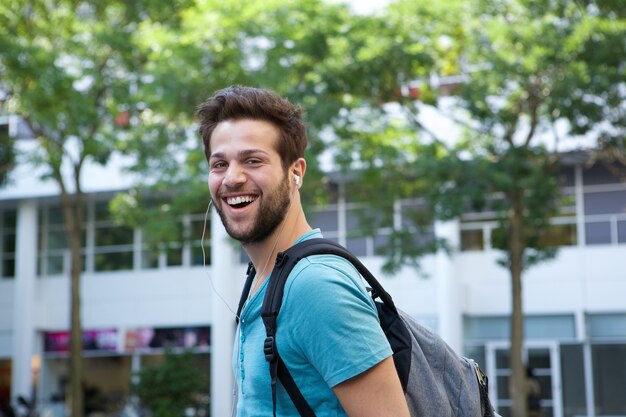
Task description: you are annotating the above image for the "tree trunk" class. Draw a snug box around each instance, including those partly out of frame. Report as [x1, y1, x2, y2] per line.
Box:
[60, 190, 84, 417]
[508, 193, 527, 417]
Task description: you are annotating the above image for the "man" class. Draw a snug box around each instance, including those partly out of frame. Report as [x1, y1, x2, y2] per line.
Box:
[197, 86, 409, 416]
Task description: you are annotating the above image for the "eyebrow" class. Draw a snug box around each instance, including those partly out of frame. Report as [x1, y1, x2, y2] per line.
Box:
[209, 149, 270, 160]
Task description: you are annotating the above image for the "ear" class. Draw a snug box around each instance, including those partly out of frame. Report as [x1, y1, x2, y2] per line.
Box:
[291, 157, 307, 188]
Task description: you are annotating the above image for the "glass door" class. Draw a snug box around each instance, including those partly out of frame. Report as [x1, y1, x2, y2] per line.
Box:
[486, 341, 562, 417]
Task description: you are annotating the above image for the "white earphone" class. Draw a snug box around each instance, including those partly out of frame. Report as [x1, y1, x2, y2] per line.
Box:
[294, 175, 300, 186]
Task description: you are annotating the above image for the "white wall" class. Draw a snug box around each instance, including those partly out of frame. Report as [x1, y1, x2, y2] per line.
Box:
[32, 267, 238, 331]
[458, 245, 626, 315]
[2, 244, 623, 338]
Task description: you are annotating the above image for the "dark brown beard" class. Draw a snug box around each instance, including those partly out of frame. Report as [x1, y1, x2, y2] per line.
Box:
[216, 172, 291, 245]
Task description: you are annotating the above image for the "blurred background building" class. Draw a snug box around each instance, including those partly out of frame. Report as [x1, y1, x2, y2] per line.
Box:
[0, 114, 625, 417]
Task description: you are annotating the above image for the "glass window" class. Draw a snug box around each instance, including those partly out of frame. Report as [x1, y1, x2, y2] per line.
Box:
[584, 190, 626, 215]
[94, 202, 113, 221]
[346, 237, 368, 257]
[373, 234, 390, 256]
[0, 122, 8, 142]
[496, 373, 510, 400]
[464, 316, 509, 341]
[463, 345, 486, 371]
[585, 221, 611, 245]
[94, 203, 135, 265]
[461, 229, 484, 251]
[592, 344, 626, 415]
[346, 206, 393, 233]
[190, 218, 211, 266]
[95, 226, 133, 247]
[38, 205, 87, 276]
[618, 220, 626, 244]
[583, 164, 623, 186]
[346, 208, 364, 231]
[190, 218, 210, 242]
[310, 208, 338, 232]
[46, 229, 68, 249]
[95, 251, 133, 272]
[166, 245, 182, 267]
[495, 348, 510, 369]
[526, 315, 576, 340]
[141, 250, 159, 269]
[560, 344, 586, 417]
[191, 243, 211, 266]
[558, 166, 576, 187]
[93, 220, 134, 272]
[464, 315, 575, 342]
[2, 258, 14, 278]
[557, 192, 576, 215]
[47, 206, 66, 226]
[45, 254, 65, 275]
[141, 220, 183, 269]
[3, 210, 16, 228]
[587, 313, 626, 339]
[400, 201, 429, 228]
[536, 223, 577, 247]
[1, 209, 17, 279]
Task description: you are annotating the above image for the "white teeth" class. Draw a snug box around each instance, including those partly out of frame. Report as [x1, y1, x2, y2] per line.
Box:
[226, 195, 256, 206]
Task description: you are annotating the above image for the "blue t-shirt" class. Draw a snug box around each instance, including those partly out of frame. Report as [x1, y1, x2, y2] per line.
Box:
[233, 229, 393, 416]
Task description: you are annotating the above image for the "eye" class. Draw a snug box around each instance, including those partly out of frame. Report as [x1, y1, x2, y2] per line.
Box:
[245, 158, 262, 165]
[211, 161, 227, 170]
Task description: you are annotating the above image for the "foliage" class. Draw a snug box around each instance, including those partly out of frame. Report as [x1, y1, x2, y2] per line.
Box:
[331, 1, 625, 416]
[2, 1, 624, 416]
[0, 2, 195, 416]
[109, 0, 440, 234]
[133, 350, 209, 417]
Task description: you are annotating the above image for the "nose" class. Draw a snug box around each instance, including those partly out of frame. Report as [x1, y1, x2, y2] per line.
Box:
[223, 163, 246, 187]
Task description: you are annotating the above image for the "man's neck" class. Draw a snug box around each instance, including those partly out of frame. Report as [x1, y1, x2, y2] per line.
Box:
[244, 206, 311, 280]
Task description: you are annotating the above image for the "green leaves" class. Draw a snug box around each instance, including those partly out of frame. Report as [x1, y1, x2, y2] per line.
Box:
[2, 0, 623, 272]
[133, 349, 209, 417]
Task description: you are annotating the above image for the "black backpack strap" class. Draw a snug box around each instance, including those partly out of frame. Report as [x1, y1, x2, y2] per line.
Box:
[277, 238, 398, 311]
[261, 250, 316, 417]
[277, 356, 314, 415]
[236, 262, 256, 325]
[260, 238, 398, 416]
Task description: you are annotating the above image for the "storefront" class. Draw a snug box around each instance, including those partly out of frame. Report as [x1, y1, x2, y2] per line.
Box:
[38, 326, 211, 416]
[464, 313, 626, 417]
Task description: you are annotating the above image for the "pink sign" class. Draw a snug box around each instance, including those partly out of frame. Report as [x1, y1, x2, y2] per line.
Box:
[44, 329, 118, 353]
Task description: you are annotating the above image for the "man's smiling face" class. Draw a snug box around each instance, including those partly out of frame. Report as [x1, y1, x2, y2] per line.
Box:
[208, 119, 291, 245]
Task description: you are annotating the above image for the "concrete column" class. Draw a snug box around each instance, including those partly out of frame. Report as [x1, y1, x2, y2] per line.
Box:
[11, 199, 38, 406]
[434, 219, 462, 354]
[575, 164, 586, 247]
[210, 207, 239, 417]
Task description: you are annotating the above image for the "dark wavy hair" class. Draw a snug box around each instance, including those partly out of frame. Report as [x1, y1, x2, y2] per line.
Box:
[197, 86, 308, 170]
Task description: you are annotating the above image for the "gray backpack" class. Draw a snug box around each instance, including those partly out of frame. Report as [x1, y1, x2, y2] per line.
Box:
[236, 238, 500, 417]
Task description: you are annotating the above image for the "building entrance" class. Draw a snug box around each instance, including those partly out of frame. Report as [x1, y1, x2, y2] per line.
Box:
[486, 341, 563, 417]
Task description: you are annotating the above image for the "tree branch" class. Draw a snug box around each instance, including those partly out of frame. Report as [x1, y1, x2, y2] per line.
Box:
[402, 103, 448, 146]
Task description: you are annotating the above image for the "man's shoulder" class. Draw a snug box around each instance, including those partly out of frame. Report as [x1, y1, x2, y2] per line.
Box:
[291, 252, 360, 282]
[281, 252, 369, 307]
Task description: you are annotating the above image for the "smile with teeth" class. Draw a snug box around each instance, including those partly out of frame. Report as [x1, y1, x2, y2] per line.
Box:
[226, 195, 258, 206]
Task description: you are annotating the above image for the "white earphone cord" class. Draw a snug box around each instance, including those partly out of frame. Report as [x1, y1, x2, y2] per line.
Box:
[201, 200, 239, 319]
[202, 178, 299, 320]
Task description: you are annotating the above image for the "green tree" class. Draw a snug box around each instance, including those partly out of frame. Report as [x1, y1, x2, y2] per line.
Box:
[111, 0, 437, 231]
[133, 350, 209, 417]
[0, 1, 190, 415]
[336, 1, 625, 417]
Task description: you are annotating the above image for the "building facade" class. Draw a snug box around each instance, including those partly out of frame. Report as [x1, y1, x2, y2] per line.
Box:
[0, 124, 625, 417]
